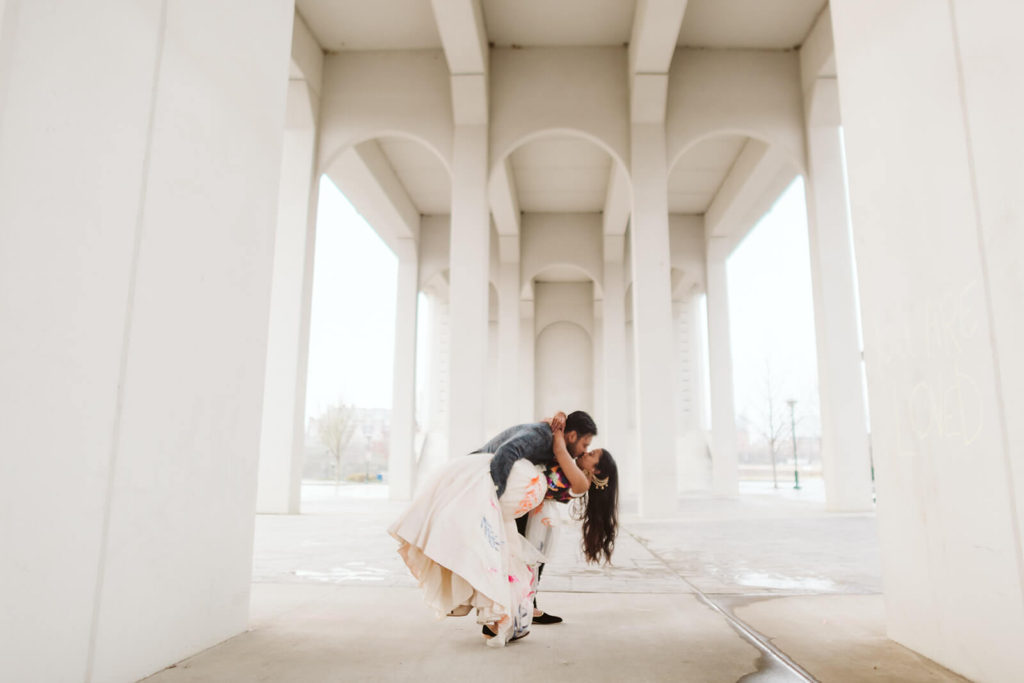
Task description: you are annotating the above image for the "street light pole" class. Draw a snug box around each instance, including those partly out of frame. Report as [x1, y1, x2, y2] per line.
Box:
[787, 399, 800, 490]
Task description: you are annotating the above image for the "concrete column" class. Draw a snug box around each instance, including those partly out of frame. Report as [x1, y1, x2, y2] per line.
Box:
[389, 241, 419, 500]
[257, 80, 320, 515]
[519, 299, 535, 421]
[832, 2, 1024, 679]
[427, 296, 450, 435]
[602, 261, 628, 458]
[629, 123, 678, 517]
[0, 3, 293, 681]
[447, 124, 489, 456]
[593, 299, 605, 432]
[705, 249, 738, 496]
[671, 299, 692, 436]
[690, 292, 712, 489]
[673, 295, 709, 491]
[803, 78, 873, 512]
[497, 262, 520, 426]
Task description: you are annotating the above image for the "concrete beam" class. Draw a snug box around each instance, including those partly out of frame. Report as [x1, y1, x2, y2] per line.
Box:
[800, 5, 836, 96]
[806, 77, 842, 128]
[488, 157, 520, 262]
[705, 140, 798, 256]
[631, 73, 670, 125]
[431, 0, 488, 124]
[603, 163, 631, 263]
[628, 0, 687, 122]
[629, 0, 689, 73]
[450, 73, 488, 125]
[324, 140, 420, 251]
[289, 11, 323, 96]
[283, 80, 318, 131]
[431, 0, 487, 74]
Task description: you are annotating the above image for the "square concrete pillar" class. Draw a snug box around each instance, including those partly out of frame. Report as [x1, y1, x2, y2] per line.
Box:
[389, 242, 419, 500]
[447, 124, 489, 456]
[673, 295, 711, 491]
[0, 2, 294, 681]
[519, 299, 536, 420]
[602, 261, 629, 460]
[802, 77, 874, 512]
[833, 1, 1024, 679]
[705, 249, 739, 497]
[629, 123, 678, 517]
[497, 261, 520, 426]
[257, 78, 321, 515]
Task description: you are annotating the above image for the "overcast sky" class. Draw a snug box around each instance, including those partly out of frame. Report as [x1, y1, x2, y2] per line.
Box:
[305, 176, 398, 419]
[726, 178, 822, 435]
[305, 176, 826, 436]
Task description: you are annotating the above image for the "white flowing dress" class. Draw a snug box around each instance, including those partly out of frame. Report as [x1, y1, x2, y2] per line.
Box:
[388, 453, 547, 647]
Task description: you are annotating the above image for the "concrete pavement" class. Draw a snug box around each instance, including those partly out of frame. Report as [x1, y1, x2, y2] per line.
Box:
[143, 483, 968, 682]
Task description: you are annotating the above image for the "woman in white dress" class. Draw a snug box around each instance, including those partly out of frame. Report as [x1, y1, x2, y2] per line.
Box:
[388, 413, 619, 647]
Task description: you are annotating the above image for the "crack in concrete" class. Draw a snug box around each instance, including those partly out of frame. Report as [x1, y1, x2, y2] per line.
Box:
[624, 526, 819, 683]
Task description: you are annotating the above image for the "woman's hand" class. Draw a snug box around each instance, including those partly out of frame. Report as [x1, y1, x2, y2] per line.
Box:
[548, 412, 589, 494]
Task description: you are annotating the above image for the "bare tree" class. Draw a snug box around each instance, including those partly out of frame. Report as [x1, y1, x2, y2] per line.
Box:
[316, 401, 357, 484]
[757, 358, 789, 488]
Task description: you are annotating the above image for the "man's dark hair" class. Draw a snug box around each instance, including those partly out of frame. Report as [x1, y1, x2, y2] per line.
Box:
[565, 410, 597, 437]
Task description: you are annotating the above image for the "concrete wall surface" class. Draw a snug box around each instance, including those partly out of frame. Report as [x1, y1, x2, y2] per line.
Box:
[0, 1, 293, 681]
[489, 47, 630, 173]
[521, 213, 604, 302]
[535, 321, 594, 420]
[832, 1, 1024, 680]
[317, 50, 453, 174]
[666, 48, 805, 173]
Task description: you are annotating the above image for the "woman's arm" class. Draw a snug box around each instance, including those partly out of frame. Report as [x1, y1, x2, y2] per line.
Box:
[550, 419, 591, 494]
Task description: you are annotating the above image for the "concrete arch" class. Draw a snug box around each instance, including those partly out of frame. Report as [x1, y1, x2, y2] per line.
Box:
[667, 128, 800, 180]
[489, 46, 630, 173]
[534, 279, 597, 340]
[317, 50, 454, 173]
[535, 321, 594, 419]
[665, 49, 806, 174]
[319, 129, 452, 180]
[319, 131, 452, 265]
[489, 127, 630, 185]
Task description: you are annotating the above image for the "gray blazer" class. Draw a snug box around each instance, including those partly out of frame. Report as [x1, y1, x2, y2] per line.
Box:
[473, 422, 554, 499]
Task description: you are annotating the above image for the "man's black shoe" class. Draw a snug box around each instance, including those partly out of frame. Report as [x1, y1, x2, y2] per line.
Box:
[482, 624, 530, 641]
[532, 611, 563, 624]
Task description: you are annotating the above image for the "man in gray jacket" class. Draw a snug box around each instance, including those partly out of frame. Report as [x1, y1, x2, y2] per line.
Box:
[473, 410, 598, 625]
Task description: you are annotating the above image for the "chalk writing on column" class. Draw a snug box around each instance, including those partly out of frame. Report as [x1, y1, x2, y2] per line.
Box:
[877, 278, 987, 458]
[894, 365, 984, 450]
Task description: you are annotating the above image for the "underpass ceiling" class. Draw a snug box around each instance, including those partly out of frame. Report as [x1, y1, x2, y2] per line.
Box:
[298, 0, 827, 52]
[509, 137, 612, 213]
[668, 135, 747, 214]
[299, 0, 824, 271]
[482, 0, 636, 47]
[377, 137, 451, 216]
[296, 0, 441, 51]
[678, 0, 827, 49]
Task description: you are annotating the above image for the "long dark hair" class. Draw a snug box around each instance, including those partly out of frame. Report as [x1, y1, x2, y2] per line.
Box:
[572, 449, 618, 564]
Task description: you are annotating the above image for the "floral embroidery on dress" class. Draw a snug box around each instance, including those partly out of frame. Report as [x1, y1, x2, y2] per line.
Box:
[480, 516, 502, 550]
[513, 475, 544, 515]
